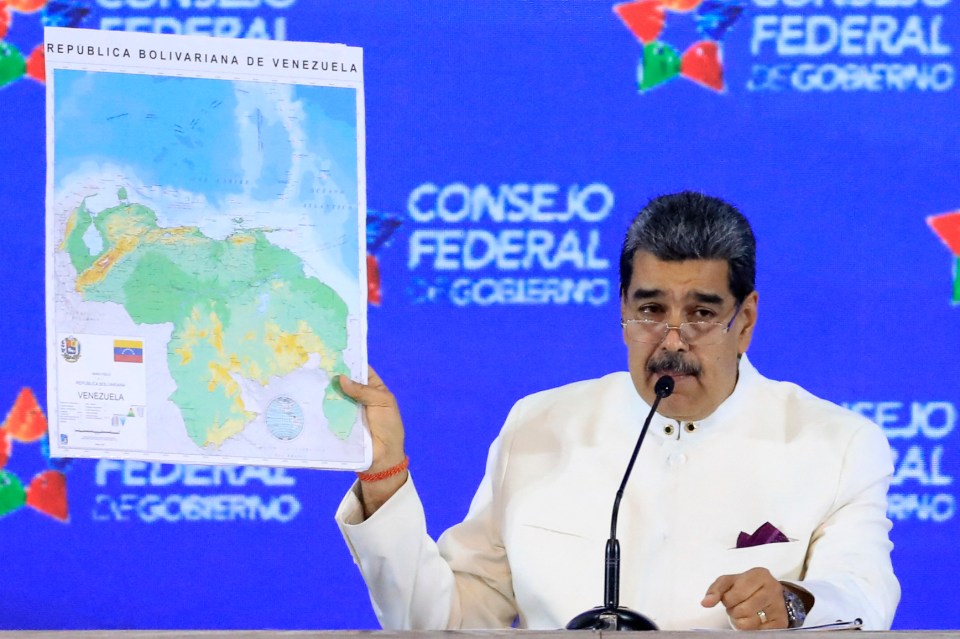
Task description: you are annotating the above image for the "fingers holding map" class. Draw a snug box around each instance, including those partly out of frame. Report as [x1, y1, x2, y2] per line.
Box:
[44, 27, 372, 470]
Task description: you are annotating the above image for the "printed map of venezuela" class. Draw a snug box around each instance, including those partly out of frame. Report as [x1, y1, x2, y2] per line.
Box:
[46, 34, 368, 468]
[60, 194, 357, 448]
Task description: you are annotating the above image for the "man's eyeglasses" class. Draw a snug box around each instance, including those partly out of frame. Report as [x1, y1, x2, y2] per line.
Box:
[621, 304, 741, 345]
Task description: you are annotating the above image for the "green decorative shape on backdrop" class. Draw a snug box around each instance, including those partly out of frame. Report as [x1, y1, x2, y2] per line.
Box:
[0, 42, 26, 89]
[0, 470, 26, 518]
[638, 41, 680, 91]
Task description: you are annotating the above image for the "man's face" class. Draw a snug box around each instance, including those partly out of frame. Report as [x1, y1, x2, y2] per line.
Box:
[621, 251, 758, 422]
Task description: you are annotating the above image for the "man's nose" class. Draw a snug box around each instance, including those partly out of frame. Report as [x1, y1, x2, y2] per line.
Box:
[661, 325, 687, 351]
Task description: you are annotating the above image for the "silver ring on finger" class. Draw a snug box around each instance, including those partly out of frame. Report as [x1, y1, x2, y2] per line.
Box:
[757, 609, 768, 624]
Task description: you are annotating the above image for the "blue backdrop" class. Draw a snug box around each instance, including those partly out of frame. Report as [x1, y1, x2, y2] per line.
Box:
[1, 0, 959, 631]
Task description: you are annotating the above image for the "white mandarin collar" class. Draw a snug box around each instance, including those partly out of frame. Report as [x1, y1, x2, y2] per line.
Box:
[636, 354, 760, 441]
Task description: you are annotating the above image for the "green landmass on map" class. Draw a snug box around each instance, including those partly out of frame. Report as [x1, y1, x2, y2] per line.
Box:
[60, 194, 357, 447]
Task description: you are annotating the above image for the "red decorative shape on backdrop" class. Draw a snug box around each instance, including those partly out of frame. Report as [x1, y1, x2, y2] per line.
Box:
[0, 4, 11, 41]
[662, 0, 703, 11]
[927, 210, 960, 256]
[26, 470, 69, 522]
[3, 387, 47, 443]
[7, 0, 47, 13]
[681, 40, 724, 91]
[0, 428, 10, 469]
[367, 254, 382, 306]
[26, 43, 44, 83]
[613, 0, 665, 44]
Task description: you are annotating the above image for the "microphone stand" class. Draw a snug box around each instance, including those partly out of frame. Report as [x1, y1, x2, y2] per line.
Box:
[566, 376, 674, 631]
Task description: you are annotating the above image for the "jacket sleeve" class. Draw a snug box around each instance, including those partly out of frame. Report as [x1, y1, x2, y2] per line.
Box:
[790, 421, 901, 629]
[335, 420, 519, 630]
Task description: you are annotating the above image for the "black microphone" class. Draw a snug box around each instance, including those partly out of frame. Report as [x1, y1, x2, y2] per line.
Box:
[566, 375, 675, 631]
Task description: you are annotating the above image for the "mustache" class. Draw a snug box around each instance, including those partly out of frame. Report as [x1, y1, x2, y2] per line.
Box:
[647, 352, 702, 377]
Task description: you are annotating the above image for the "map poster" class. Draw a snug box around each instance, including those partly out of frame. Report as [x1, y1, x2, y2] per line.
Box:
[43, 27, 371, 471]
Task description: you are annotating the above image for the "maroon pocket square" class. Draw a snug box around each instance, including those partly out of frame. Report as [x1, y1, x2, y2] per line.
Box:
[736, 522, 790, 548]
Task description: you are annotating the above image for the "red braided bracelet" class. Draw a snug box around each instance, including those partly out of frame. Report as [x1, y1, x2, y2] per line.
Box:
[357, 456, 409, 482]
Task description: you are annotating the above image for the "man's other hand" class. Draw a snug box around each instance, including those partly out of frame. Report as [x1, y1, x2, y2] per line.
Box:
[338, 367, 407, 518]
[701, 567, 787, 630]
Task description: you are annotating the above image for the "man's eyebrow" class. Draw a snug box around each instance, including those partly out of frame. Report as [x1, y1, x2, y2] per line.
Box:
[691, 291, 725, 305]
[630, 288, 662, 301]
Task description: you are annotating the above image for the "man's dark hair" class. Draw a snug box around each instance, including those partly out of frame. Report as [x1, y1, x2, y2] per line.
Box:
[619, 191, 756, 302]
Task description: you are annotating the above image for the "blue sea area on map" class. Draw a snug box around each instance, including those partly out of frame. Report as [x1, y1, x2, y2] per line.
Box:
[53, 70, 243, 197]
[52, 68, 360, 277]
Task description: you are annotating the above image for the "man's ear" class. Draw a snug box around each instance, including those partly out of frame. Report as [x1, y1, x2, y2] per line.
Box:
[737, 290, 759, 355]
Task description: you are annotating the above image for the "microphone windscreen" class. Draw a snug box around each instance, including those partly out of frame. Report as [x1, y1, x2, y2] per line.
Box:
[654, 375, 675, 398]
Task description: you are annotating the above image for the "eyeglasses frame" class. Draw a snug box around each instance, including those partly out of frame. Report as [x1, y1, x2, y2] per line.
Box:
[620, 302, 743, 345]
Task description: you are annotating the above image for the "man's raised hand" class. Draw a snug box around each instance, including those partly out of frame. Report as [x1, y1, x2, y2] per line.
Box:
[338, 367, 407, 517]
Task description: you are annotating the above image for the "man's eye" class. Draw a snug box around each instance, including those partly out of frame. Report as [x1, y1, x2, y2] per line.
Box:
[637, 306, 662, 316]
[691, 309, 718, 321]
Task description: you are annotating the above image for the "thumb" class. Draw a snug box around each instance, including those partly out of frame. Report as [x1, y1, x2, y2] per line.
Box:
[336, 374, 395, 408]
[337, 374, 363, 400]
[701, 575, 731, 608]
[700, 591, 722, 608]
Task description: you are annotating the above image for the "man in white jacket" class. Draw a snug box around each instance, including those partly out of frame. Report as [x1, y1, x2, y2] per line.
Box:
[335, 191, 900, 630]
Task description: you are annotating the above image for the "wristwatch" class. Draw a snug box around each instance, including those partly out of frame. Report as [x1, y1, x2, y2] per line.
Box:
[783, 588, 808, 628]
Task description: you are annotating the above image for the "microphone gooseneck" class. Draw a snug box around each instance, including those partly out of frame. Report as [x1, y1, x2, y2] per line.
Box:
[609, 375, 674, 541]
[567, 375, 675, 631]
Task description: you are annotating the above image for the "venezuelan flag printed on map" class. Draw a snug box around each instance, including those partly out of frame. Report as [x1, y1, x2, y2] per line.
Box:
[113, 339, 143, 363]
